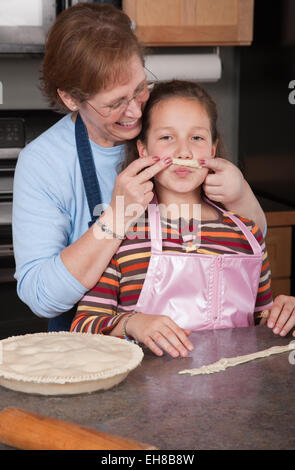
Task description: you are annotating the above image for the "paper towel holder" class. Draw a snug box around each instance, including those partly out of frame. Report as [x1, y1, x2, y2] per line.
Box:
[144, 46, 222, 83]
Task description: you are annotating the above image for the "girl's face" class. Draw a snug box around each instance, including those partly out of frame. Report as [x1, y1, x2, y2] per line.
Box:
[137, 96, 217, 196]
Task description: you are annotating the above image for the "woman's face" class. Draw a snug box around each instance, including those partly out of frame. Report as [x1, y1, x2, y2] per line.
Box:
[80, 54, 148, 147]
[137, 96, 217, 196]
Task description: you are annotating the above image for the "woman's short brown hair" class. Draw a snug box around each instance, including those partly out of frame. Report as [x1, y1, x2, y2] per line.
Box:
[40, 3, 144, 113]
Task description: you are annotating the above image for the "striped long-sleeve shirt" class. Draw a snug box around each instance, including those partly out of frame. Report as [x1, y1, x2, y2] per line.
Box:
[70, 210, 273, 334]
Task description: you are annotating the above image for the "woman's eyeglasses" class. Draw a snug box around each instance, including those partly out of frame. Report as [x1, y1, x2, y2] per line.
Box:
[87, 80, 155, 118]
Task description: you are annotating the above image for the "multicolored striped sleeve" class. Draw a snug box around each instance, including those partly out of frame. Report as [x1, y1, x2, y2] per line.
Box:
[251, 222, 273, 321]
[70, 256, 129, 334]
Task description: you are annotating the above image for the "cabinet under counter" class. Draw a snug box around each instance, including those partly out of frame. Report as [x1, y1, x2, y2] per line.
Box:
[260, 197, 295, 299]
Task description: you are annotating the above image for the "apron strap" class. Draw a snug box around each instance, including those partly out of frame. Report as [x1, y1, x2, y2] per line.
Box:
[148, 195, 262, 255]
[75, 113, 103, 227]
[48, 114, 104, 333]
[203, 197, 262, 255]
[148, 194, 163, 253]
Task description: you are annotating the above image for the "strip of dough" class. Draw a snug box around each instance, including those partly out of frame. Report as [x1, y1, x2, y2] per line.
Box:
[172, 159, 201, 169]
[179, 342, 295, 376]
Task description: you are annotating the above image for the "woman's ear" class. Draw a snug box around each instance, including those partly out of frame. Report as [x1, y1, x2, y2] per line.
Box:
[136, 139, 148, 158]
[57, 89, 79, 111]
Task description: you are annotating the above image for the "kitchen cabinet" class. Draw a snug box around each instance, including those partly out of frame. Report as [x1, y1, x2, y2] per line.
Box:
[266, 227, 292, 298]
[122, 0, 254, 46]
[262, 199, 295, 299]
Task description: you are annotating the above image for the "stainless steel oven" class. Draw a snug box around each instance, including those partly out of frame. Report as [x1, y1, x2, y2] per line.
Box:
[0, 112, 60, 284]
[0, 119, 24, 283]
[0, 112, 60, 338]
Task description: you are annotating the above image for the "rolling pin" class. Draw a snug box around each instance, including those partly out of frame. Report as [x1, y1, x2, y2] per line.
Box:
[0, 407, 156, 450]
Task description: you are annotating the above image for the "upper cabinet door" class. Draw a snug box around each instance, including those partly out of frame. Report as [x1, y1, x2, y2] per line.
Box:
[122, 0, 254, 46]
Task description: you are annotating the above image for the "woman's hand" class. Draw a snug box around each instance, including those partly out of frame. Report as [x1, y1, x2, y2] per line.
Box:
[261, 295, 295, 337]
[202, 158, 245, 205]
[126, 312, 194, 358]
[202, 157, 266, 234]
[109, 156, 172, 234]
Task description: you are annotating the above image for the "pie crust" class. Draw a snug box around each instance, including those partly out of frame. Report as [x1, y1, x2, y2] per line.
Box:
[0, 332, 144, 395]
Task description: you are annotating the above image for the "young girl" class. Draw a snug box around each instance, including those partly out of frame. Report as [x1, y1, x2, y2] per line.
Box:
[71, 80, 295, 357]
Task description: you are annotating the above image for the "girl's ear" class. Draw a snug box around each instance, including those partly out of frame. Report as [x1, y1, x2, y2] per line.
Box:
[137, 139, 148, 158]
[57, 89, 79, 111]
[211, 139, 218, 158]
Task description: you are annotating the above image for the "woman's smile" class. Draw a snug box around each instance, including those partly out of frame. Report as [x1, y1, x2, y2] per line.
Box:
[115, 118, 141, 129]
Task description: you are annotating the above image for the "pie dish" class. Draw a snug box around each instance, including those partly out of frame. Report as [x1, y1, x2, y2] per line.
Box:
[0, 332, 143, 395]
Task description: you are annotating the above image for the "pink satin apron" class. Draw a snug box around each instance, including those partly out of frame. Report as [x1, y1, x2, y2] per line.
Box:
[134, 197, 263, 330]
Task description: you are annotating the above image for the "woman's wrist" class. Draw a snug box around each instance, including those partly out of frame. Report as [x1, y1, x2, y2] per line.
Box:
[239, 180, 267, 234]
[108, 195, 147, 238]
[224, 175, 248, 209]
[95, 219, 125, 240]
[94, 199, 137, 240]
[92, 204, 125, 240]
[225, 180, 266, 234]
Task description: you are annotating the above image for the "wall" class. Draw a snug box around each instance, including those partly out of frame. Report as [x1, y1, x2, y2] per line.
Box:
[0, 55, 48, 109]
[206, 47, 240, 165]
[239, 0, 295, 207]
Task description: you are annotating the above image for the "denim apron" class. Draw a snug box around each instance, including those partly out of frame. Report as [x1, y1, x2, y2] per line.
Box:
[48, 113, 103, 332]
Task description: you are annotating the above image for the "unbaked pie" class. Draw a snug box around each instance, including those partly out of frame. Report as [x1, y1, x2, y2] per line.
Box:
[0, 332, 143, 395]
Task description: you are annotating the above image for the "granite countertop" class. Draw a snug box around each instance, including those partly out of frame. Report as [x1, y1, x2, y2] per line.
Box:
[0, 326, 294, 450]
[258, 196, 295, 226]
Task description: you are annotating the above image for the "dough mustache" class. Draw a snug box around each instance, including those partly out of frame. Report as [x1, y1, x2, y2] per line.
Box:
[172, 159, 202, 169]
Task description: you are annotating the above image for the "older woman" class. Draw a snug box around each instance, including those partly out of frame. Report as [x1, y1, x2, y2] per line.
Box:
[12, 3, 266, 331]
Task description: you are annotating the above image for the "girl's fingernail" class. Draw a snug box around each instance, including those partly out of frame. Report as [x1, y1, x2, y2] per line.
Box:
[280, 329, 287, 336]
[164, 157, 172, 164]
[268, 321, 274, 328]
[273, 327, 280, 334]
[152, 156, 160, 161]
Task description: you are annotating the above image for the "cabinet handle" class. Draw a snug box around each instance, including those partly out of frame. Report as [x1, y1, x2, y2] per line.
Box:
[130, 19, 136, 31]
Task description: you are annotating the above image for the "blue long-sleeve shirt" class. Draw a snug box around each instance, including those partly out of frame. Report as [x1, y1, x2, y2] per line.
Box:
[12, 114, 125, 319]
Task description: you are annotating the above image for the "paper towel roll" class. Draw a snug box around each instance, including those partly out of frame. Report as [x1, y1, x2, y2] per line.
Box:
[144, 54, 222, 82]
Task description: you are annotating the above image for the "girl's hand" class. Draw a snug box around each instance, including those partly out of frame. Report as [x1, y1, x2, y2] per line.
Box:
[202, 157, 245, 205]
[263, 295, 295, 337]
[126, 312, 194, 358]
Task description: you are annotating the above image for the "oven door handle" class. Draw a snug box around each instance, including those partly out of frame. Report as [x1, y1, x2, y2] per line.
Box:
[0, 244, 14, 257]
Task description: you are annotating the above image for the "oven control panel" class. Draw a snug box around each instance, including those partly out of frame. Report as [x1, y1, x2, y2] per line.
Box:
[0, 118, 25, 148]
